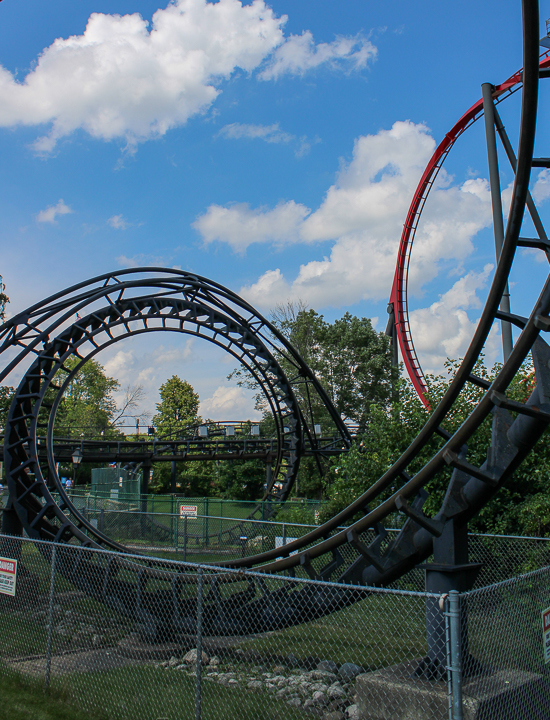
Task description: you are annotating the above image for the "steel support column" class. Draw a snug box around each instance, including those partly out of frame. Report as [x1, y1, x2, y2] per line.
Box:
[482, 82, 514, 360]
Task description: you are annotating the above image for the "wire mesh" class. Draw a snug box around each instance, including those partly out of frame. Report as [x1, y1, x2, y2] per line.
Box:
[459, 567, 550, 720]
[0, 533, 442, 720]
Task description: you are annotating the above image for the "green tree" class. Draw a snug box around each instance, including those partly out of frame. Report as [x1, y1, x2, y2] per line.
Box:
[151, 458, 215, 497]
[152, 376, 200, 437]
[0, 386, 15, 432]
[215, 459, 265, 501]
[320, 357, 550, 537]
[231, 304, 395, 432]
[52, 357, 122, 440]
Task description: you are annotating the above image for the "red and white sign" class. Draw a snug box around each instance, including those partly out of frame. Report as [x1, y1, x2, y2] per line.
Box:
[179, 504, 198, 518]
[0, 556, 18, 597]
[543, 608, 550, 663]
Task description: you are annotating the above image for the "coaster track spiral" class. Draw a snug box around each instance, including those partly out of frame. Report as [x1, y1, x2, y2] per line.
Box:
[1, 0, 549, 638]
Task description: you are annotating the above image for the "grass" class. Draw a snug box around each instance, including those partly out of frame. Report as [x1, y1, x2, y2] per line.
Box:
[55, 665, 308, 720]
[0, 662, 308, 720]
[235, 594, 428, 670]
[0, 664, 109, 720]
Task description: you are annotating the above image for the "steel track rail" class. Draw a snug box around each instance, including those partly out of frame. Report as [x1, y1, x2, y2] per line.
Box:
[1, 0, 548, 639]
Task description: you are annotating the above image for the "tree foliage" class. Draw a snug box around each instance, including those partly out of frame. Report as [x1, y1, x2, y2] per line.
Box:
[320, 357, 550, 537]
[230, 303, 395, 433]
[152, 375, 200, 437]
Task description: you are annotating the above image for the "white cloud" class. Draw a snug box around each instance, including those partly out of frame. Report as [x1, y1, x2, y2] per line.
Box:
[108, 214, 128, 230]
[195, 121, 493, 308]
[0, 0, 375, 152]
[218, 122, 293, 144]
[408, 265, 501, 373]
[532, 168, 550, 204]
[116, 253, 166, 268]
[36, 199, 73, 223]
[259, 31, 376, 80]
[200, 385, 259, 420]
[153, 342, 196, 365]
[194, 200, 310, 252]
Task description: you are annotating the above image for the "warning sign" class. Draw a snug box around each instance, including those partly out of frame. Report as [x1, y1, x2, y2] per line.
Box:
[543, 608, 550, 663]
[179, 505, 198, 518]
[0, 556, 18, 597]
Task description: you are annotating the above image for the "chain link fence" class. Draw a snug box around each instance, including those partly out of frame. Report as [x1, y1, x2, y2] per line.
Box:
[0, 532, 549, 719]
[45, 498, 550, 591]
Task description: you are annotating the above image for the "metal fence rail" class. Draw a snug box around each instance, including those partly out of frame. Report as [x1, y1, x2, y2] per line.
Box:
[54, 500, 550, 591]
[0, 533, 549, 720]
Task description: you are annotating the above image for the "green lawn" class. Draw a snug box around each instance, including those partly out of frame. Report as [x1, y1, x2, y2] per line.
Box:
[0, 664, 109, 720]
[235, 593, 427, 670]
[0, 662, 308, 720]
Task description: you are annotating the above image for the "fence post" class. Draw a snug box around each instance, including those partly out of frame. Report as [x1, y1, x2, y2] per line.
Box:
[184, 515, 188, 562]
[205, 498, 209, 547]
[195, 566, 204, 720]
[44, 544, 57, 691]
[448, 590, 464, 720]
[282, 523, 287, 547]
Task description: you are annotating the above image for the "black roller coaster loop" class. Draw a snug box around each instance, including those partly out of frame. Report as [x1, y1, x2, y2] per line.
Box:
[1, 0, 549, 638]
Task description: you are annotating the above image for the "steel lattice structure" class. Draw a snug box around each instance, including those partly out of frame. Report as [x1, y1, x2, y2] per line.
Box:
[0, 270, 350, 554]
[1, 0, 549, 641]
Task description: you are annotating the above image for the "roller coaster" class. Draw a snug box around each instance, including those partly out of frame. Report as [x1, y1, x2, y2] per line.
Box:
[1, 0, 550, 654]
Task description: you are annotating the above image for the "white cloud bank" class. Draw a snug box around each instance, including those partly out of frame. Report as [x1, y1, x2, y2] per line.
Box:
[200, 385, 259, 420]
[0, 0, 376, 153]
[408, 265, 501, 373]
[36, 199, 73, 223]
[259, 31, 376, 80]
[196, 121, 494, 309]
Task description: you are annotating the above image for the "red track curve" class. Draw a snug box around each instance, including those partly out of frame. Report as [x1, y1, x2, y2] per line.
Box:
[391, 51, 550, 407]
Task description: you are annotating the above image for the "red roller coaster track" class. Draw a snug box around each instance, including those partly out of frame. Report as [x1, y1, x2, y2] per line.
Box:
[391, 50, 550, 406]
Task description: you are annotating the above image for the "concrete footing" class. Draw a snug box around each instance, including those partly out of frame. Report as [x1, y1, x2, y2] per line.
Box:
[355, 660, 549, 720]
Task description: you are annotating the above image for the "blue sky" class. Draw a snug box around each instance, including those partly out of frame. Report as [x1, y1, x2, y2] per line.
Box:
[1, 0, 549, 422]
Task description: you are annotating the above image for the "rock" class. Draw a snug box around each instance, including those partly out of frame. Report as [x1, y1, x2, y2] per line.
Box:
[209, 656, 220, 666]
[338, 663, 363, 683]
[286, 653, 300, 668]
[92, 634, 102, 647]
[303, 699, 315, 710]
[329, 699, 350, 712]
[287, 697, 302, 707]
[168, 656, 178, 667]
[346, 704, 361, 720]
[183, 649, 210, 665]
[322, 713, 344, 720]
[248, 680, 263, 690]
[273, 665, 286, 673]
[317, 660, 339, 675]
[312, 691, 328, 706]
[228, 679, 238, 686]
[327, 685, 347, 700]
[310, 671, 338, 683]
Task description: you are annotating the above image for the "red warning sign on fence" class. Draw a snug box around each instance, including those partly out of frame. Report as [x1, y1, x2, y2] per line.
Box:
[542, 608, 550, 663]
[0, 556, 18, 597]
[179, 505, 198, 518]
